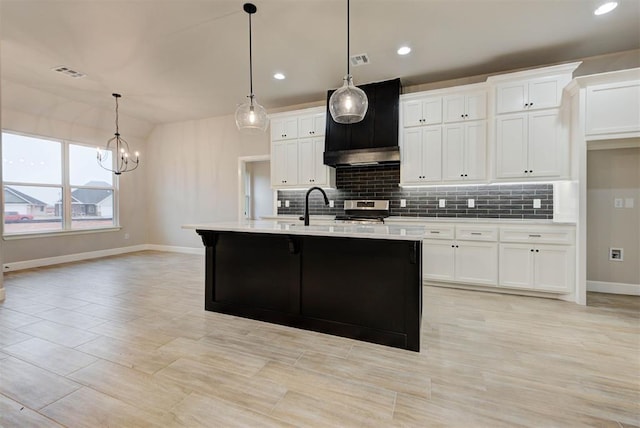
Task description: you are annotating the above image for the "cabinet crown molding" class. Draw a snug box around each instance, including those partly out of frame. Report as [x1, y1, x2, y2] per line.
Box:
[486, 61, 583, 84]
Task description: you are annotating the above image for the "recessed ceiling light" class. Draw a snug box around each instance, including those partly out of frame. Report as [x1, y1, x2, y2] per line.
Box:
[594, 2, 618, 15]
[397, 46, 411, 56]
[273, 73, 285, 80]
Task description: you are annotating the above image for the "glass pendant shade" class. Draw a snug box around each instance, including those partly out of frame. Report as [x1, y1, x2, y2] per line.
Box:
[329, 74, 368, 124]
[235, 95, 268, 134]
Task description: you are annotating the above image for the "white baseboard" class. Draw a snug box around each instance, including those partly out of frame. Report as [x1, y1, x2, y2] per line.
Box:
[587, 280, 640, 296]
[146, 244, 204, 255]
[2, 244, 205, 273]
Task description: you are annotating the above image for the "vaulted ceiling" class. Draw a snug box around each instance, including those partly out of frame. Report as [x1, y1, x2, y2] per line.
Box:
[2, 0, 639, 135]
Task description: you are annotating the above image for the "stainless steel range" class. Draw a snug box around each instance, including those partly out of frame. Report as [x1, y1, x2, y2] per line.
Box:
[334, 200, 390, 224]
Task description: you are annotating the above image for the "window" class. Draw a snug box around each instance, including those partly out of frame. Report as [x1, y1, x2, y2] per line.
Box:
[2, 131, 117, 235]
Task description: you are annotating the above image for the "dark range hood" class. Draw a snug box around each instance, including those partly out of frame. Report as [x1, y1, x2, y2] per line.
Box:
[323, 78, 401, 167]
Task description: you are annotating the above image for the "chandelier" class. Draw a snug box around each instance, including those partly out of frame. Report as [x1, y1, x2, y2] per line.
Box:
[97, 93, 140, 175]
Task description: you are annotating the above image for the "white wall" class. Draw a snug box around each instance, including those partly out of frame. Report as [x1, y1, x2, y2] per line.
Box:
[145, 114, 269, 248]
[248, 160, 272, 220]
[0, 108, 148, 264]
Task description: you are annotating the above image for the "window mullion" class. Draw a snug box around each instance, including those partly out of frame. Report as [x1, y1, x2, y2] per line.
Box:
[62, 141, 72, 230]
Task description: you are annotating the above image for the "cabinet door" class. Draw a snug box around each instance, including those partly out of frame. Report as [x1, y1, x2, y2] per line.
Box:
[527, 76, 564, 111]
[401, 128, 424, 184]
[271, 117, 298, 141]
[423, 240, 455, 282]
[463, 121, 486, 180]
[496, 82, 528, 114]
[298, 139, 315, 185]
[528, 109, 564, 178]
[299, 113, 325, 137]
[311, 137, 328, 186]
[496, 114, 528, 179]
[423, 98, 443, 125]
[465, 92, 487, 121]
[443, 95, 466, 123]
[284, 141, 299, 185]
[403, 100, 425, 128]
[455, 242, 498, 286]
[421, 127, 443, 182]
[499, 244, 533, 288]
[533, 245, 574, 293]
[271, 141, 288, 186]
[442, 124, 465, 181]
[585, 81, 640, 137]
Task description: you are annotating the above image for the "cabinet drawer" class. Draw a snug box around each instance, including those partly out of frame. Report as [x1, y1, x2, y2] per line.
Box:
[456, 225, 498, 241]
[422, 224, 454, 239]
[499, 227, 575, 245]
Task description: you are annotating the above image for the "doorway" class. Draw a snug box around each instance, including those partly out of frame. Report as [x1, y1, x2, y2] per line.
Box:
[238, 155, 275, 220]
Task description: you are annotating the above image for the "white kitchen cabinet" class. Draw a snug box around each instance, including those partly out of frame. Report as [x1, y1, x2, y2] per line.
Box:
[443, 91, 487, 123]
[585, 80, 640, 139]
[298, 137, 335, 187]
[271, 140, 298, 186]
[270, 116, 298, 141]
[400, 126, 442, 184]
[496, 109, 567, 179]
[423, 239, 498, 286]
[442, 121, 486, 182]
[403, 96, 443, 127]
[499, 243, 574, 293]
[495, 75, 570, 114]
[299, 113, 326, 137]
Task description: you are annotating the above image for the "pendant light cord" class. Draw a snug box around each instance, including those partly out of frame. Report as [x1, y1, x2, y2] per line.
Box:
[346, 0, 350, 76]
[248, 11, 254, 97]
[114, 95, 120, 136]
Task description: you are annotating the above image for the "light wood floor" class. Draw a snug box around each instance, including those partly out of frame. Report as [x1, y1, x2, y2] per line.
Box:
[0, 251, 638, 427]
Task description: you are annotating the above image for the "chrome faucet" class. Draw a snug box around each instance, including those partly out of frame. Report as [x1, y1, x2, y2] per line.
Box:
[300, 186, 329, 226]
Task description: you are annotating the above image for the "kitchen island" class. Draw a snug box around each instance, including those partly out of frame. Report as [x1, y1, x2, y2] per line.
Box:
[184, 221, 424, 351]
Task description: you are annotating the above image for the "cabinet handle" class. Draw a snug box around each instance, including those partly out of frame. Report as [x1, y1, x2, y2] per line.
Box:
[471, 232, 482, 235]
[451, 245, 455, 248]
[464, 174, 468, 177]
[430, 231, 440, 234]
[536, 249, 539, 252]
[530, 103, 533, 107]
[455, 245, 459, 248]
[529, 234, 541, 237]
[530, 249, 534, 252]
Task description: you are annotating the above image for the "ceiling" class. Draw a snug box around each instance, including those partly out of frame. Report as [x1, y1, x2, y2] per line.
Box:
[1, 0, 639, 135]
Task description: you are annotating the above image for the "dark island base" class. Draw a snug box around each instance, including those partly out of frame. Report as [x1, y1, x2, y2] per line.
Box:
[197, 230, 422, 351]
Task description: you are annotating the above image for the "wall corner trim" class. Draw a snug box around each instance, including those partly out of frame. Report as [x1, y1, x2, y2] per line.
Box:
[586, 280, 640, 296]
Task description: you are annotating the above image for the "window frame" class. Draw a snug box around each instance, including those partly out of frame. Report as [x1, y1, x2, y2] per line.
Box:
[2, 130, 120, 238]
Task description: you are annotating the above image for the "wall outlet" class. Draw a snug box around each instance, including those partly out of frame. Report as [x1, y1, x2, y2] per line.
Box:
[285, 200, 290, 208]
[614, 198, 624, 208]
[609, 248, 623, 261]
[124, 233, 130, 240]
[467, 198, 475, 208]
[400, 199, 407, 208]
[329, 200, 334, 208]
[277, 200, 282, 208]
[533, 199, 541, 209]
[439, 199, 446, 208]
[625, 198, 635, 208]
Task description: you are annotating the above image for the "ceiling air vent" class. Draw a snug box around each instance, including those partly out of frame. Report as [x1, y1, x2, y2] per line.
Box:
[350, 53, 370, 67]
[51, 66, 86, 79]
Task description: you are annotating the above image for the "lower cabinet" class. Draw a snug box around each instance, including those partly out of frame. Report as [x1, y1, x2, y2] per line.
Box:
[420, 223, 576, 295]
[499, 243, 574, 293]
[423, 239, 498, 286]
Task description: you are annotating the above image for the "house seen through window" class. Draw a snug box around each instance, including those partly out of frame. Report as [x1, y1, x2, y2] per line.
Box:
[2, 132, 116, 235]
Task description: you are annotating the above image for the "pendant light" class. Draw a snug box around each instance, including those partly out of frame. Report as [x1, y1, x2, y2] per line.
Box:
[235, 3, 268, 134]
[97, 93, 139, 175]
[329, 0, 368, 124]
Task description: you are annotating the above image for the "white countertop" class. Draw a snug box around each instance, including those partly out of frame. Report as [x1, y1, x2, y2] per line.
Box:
[260, 215, 574, 225]
[183, 220, 427, 241]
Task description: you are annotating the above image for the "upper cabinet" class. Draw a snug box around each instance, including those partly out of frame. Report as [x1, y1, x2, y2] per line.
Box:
[399, 84, 488, 186]
[269, 107, 335, 189]
[443, 90, 487, 123]
[489, 62, 580, 115]
[403, 96, 442, 127]
[585, 79, 640, 139]
[489, 62, 580, 182]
